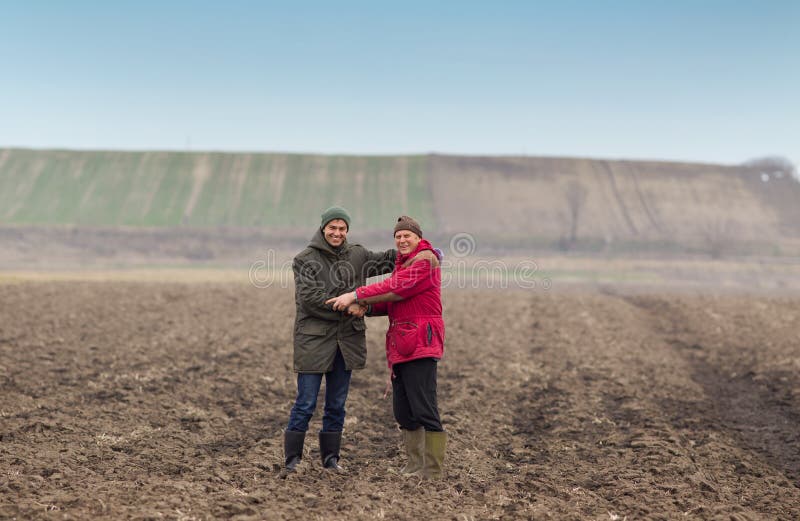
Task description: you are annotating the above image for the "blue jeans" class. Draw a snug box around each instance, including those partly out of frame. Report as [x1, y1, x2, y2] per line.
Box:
[286, 348, 352, 432]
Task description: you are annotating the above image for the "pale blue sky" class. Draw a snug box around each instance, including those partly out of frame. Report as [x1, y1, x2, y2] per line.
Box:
[1, 1, 798, 167]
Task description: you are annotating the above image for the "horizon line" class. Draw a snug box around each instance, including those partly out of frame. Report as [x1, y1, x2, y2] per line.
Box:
[0, 145, 772, 169]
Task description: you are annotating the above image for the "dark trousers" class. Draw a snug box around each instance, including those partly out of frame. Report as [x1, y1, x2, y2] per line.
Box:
[392, 358, 443, 432]
[286, 349, 352, 433]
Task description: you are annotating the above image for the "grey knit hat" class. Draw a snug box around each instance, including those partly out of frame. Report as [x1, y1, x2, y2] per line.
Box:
[394, 215, 423, 237]
[320, 206, 351, 230]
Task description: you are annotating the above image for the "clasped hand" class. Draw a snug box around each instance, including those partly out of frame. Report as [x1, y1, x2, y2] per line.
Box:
[325, 292, 365, 316]
[346, 303, 368, 317]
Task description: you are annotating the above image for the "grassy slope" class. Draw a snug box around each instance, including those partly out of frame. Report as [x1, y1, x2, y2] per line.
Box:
[1, 149, 798, 253]
[0, 149, 432, 230]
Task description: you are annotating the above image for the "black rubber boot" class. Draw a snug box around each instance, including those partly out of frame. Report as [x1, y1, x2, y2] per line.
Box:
[284, 430, 306, 472]
[319, 431, 344, 472]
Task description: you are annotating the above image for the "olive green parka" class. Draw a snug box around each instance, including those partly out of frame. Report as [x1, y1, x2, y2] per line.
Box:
[292, 229, 395, 372]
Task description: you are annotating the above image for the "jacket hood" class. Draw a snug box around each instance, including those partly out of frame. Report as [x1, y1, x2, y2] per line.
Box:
[309, 228, 348, 257]
[396, 238, 435, 266]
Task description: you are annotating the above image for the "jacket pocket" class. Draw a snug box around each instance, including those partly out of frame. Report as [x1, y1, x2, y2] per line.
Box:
[425, 319, 444, 348]
[389, 321, 419, 356]
[297, 322, 329, 336]
[352, 319, 366, 331]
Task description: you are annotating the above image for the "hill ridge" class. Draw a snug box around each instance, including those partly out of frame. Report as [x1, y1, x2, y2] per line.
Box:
[1, 148, 798, 255]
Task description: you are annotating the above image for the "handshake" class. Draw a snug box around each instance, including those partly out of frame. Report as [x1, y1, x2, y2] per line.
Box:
[345, 303, 369, 318]
[325, 291, 366, 317]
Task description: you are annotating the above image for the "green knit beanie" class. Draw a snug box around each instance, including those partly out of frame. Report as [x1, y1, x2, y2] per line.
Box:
[320, 206, 351, 230]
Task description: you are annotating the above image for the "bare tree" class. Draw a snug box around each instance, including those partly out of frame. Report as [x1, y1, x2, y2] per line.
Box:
[700, 217, 740, 259]
[559, 180, 588, 251]
[743, 156, 798, 181]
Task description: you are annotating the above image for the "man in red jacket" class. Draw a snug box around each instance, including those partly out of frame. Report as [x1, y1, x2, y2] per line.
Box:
[327, 216, 446, 479]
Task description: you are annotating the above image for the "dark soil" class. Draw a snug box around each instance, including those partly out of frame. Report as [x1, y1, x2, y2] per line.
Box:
[1, 283, 799, 519]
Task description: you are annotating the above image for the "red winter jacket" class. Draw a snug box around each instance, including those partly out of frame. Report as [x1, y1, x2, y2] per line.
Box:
[355, 239, 444, 368]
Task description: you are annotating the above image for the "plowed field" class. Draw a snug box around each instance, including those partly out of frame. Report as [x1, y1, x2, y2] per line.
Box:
[2, 283, 799, 519]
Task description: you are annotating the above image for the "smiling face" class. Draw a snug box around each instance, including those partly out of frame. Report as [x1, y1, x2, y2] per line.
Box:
[394, 229, 421, 255]
[323, 219, 348, 247]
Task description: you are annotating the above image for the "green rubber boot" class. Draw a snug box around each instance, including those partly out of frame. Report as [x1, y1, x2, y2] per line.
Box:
[401, 428, 425, 475]
[423, 431, 447, 480]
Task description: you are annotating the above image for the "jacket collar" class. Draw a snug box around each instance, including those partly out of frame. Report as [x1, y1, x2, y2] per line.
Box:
[309, 228, 348, 258]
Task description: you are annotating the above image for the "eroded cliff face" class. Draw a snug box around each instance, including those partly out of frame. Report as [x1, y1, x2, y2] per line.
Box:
[428, 154, 800, 249]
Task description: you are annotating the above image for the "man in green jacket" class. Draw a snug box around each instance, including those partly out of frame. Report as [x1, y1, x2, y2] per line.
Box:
[284, 206, 396, 473]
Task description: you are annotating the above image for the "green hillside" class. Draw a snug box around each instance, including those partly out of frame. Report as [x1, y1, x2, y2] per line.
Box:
[0, 149, 432, 229]
[2, 148, 799, 255]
